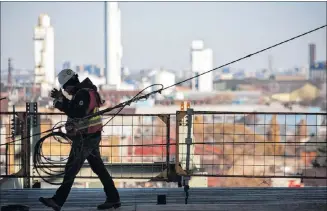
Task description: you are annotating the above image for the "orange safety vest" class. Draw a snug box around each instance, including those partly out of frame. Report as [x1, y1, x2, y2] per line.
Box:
[66, 88, 103, 135]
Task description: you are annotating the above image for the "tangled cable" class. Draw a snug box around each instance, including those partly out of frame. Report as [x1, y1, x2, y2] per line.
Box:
[33, 132, 71, 185]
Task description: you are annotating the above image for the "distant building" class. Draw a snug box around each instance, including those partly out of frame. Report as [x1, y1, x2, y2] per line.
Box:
[309, 43, 316, 67]
[274, 75, 307, 81]
[55, 71, 106, 88]
[121, 67, 130, 79]
[74, 64, 102, 77]
[191, 40, 213, 92]
[213, 78, 320, 94]
[232, 71, 245, 80]
[33, 14, 55, 97]
[84, 64, 102, 77]
[75, 65, 84, 73]
[0, 92, 8, 112]
[105, 2, 123, 88]
[152, 69, 176, 96]
[308, 43, 326, 81]
[310, 61, 326, 82]
[62, 61, 71, 70]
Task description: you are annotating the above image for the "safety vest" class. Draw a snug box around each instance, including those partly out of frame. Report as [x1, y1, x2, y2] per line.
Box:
[66, 89, 103, 135]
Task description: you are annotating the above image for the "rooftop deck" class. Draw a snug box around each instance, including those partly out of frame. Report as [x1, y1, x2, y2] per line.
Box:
[1, 188, 327, 211]
[1, 107, 326, 210]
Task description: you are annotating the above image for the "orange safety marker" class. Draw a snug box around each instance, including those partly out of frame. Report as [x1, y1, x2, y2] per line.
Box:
[186, 101, 191, 109]
[180, 102, 185, 111]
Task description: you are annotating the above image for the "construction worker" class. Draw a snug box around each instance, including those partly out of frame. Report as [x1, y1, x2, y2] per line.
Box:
[39, 69, 120, 211]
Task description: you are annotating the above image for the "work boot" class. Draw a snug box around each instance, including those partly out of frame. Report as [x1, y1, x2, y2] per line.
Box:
[39, 197, 61, 211]
[97, 200, 121, 210]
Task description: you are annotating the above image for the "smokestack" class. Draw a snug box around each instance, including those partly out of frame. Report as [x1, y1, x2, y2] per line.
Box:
[104, 1, 108, 85]
[104, 2, 122, 89]
[309, 43, 316, 67]
[8, 58, 12, 90]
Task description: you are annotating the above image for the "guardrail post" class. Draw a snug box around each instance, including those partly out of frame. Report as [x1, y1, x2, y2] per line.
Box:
[185, 107, 193, 173]
[183, 107, 193, 204]
[175, 112, 186, 176]
[166, 115, 171, 178]
[5, 143, 8, 176]
[22, 102, 34, 188]
[176, 102, 195, 173]
[27, 102, 40, 187]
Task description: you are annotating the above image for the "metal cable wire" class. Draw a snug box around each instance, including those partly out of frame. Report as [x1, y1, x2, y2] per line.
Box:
[163, 24, 326, 91]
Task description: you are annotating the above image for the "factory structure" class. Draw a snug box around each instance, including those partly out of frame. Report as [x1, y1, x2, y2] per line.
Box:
[30, 3, 216, 94]
[28, 3, 217, 96]
[33, 14, 55, 97]
[7, 2, 325, 106]
[191, 40, 213, 92]
[308, 43, 326, 82]
[104, 1, 123, 89]
[31, 2, 123, 92]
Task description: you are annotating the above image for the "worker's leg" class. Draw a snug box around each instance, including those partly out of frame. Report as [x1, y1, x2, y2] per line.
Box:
[87, 147, 120, 202]
[52, 142, 87, 206]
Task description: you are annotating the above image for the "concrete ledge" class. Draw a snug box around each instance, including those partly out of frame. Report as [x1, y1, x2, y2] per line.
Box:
[1, 188, 326, 211]
[132, 203, 327, 211]
[3, 203, 326, 211]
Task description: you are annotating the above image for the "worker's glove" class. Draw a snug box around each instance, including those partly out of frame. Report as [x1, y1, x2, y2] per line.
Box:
[53, 99, 63, 109]
[50, 88, 63, 99]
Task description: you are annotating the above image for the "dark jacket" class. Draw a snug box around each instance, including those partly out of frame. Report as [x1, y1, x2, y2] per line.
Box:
[54, 78, 103, 137]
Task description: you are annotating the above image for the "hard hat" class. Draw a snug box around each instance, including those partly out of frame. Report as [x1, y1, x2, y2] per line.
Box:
[58, 69, 76, 87]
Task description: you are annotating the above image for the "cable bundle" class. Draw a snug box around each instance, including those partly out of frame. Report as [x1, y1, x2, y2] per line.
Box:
[32, 84, 163, 185]
[33, 132, 72, 185]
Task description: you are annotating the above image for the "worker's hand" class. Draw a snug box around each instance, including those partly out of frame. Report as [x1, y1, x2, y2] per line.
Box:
[50, 88, 62, 99]
[53, 99, 61, 109]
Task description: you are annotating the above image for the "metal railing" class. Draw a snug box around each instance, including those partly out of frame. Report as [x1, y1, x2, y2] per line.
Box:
[180, 111, 327, 181]
[0, 102, 326, 188]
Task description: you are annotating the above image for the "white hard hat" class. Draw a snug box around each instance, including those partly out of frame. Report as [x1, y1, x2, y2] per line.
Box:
[58, 69, 76, 87]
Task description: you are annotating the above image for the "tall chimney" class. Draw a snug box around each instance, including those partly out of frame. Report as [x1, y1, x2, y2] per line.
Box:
[8, 58, 12, 90]
[309, 43, 316, 67]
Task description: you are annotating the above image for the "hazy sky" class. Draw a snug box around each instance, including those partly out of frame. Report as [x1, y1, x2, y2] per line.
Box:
[1, 1, 326, 72]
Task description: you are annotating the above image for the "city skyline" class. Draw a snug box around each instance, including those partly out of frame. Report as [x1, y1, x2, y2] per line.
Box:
[1, 2, 326, 72]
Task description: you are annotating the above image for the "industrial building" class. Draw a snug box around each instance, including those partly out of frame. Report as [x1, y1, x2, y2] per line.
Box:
[191, 40, 213, 92]
[104, 2, 123, 89]
[33, 14, 55, 97]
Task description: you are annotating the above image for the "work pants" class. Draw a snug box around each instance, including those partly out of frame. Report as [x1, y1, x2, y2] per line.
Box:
[52, 134, 120, 206]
